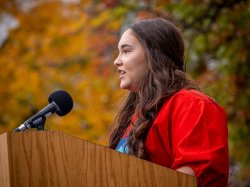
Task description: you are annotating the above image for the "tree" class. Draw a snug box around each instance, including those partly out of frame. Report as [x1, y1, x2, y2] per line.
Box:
[0, 0, 127, 144]
[0, 0, 249, 185]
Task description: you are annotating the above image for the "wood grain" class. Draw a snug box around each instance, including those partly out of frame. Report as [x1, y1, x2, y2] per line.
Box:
[0, 131, 197, 187]
[0, 133, 10, 187]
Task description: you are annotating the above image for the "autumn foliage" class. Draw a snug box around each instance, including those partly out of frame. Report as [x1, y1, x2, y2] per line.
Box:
[0, 0, 249, 185]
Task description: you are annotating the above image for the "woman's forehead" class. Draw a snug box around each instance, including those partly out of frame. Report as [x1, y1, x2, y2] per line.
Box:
[118, 29, 139, 48]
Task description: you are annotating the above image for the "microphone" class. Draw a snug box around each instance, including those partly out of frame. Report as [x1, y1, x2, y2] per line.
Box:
[13, 90, 73, 132]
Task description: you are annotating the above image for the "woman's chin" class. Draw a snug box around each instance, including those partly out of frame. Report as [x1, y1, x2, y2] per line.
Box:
[120, 85, 139, 92]
[120, 84, 129, 90]
[120, 82, 131, 91]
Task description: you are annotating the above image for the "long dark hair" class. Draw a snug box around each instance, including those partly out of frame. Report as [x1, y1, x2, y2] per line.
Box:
[109, 18, 199, 159]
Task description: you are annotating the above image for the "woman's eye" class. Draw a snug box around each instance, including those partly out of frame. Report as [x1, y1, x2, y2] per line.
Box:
[123, 49, 130, 54]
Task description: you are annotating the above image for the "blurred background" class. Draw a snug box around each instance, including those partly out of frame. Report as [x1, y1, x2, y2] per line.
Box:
[0, 0, 249, 186]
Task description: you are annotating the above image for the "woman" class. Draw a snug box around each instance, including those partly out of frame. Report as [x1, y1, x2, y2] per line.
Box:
[109, 18, 229, 186]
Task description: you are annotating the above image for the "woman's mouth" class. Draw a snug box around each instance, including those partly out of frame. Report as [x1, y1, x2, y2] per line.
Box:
[118, 70, 126, 78]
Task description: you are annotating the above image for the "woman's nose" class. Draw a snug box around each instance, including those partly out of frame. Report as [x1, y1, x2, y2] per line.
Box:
[114, 56, 122, 66]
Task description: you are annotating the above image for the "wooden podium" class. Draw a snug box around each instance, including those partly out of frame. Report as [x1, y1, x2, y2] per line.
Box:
[0, 131, 197, 187]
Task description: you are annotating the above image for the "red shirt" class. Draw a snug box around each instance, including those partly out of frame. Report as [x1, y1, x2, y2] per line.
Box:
[145, 89, 229, 186]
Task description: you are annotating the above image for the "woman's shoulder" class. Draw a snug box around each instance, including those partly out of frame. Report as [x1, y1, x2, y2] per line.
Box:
[161, 89, 226, 117]
[170, 89, 215, 104]
[161, 89, 226, 115]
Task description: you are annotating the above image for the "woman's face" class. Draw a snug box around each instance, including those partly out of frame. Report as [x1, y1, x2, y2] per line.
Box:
[114, 29, 147, 92]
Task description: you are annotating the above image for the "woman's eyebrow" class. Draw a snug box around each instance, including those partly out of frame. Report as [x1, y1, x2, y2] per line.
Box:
[119, 44, 133, 49]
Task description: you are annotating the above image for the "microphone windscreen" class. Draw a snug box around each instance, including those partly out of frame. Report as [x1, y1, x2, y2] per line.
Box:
[48, 90, 73, 116]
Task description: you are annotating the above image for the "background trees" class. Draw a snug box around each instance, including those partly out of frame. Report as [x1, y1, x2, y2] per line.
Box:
[0, 0, 249, 185]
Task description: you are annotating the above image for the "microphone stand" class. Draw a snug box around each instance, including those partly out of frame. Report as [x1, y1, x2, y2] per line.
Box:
[36, 116, 46, 131]
[13, 116, 46, 132]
